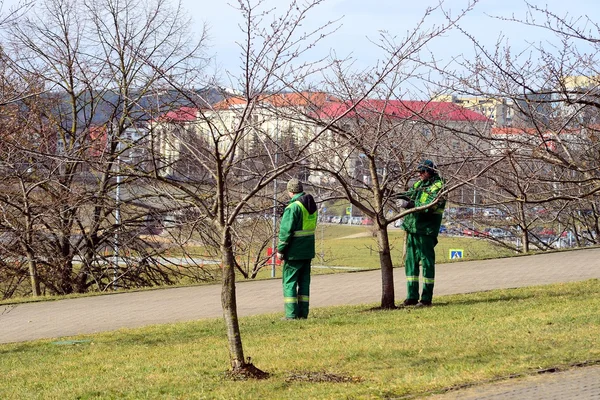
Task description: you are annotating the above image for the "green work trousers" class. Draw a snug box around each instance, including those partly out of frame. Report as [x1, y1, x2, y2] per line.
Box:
[404, 233, 438, 302]
[282, 259, 311, 319]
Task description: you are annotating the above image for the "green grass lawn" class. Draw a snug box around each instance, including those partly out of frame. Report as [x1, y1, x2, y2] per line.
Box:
[172, 224, 517, 272]
[1, 280, 599, 399]
[313, 224, 516, 270]
[251, 224, 516, 280]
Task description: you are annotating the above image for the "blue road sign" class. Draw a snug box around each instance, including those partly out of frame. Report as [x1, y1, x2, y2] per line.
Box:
[449, 249, 464, 259]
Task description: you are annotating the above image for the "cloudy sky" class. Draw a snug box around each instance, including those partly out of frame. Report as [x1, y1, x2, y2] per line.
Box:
[3, 0, 599, 86]
[179, 0, 600, 75]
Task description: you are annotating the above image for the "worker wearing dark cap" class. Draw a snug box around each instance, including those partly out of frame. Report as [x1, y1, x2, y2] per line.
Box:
[396, 160, 446, 307]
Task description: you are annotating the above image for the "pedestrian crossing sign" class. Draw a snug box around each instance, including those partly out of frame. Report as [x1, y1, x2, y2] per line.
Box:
[449, 249, 463, 259]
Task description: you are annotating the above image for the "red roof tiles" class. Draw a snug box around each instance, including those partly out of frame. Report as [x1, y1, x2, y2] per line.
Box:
[157, 106, 199, 122]
[316, 99, 491, 123]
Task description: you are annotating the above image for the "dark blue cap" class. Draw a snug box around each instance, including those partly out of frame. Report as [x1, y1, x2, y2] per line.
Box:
[417, 160, 435, 173]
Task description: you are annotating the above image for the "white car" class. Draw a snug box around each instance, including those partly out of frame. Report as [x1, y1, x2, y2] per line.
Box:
[486, 228, 511, 238]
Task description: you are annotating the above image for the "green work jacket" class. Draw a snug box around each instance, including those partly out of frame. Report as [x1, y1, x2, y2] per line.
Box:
[401, 175, 446, 236]
[277, 192, 318, 260]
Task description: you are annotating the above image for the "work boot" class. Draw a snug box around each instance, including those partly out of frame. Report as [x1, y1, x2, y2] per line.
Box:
[402, 299, 419, 307]
[415, 300, 432, 308]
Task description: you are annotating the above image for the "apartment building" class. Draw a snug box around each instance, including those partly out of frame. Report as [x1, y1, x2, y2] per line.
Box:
[150, 92, 334, 178]
[433, 94, 514, 126]
[151, 95, 493, 182]
[310, 99, 492, 183]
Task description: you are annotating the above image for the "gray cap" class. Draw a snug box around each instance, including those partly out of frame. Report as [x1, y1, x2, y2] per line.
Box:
[287, 179, 303, 193]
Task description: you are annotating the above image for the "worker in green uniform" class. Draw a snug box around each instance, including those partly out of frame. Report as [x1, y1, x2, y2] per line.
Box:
[396, 160, 446, 307]
[277, 179, 318, 319]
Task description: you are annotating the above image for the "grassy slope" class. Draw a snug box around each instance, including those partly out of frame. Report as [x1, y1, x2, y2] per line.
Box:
[1, 280, 599, 399]
[314, 224, 516, 269]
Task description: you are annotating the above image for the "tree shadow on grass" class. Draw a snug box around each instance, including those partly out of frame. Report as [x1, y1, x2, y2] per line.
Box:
[362, 284, 592, 312]
[286, 370, 363, 383]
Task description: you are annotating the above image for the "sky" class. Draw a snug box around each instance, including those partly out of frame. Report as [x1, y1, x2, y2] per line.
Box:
[178, 0, 600, 77]
[3, 0, 600, 87]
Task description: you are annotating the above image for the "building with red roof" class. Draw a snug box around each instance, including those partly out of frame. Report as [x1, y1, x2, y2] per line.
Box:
[150, 91, 336, 178]
[150, 94, 495, 181]
[308, 98, 493, 184]
[156, 106, 199, 123]
[315, 99, 491, 123]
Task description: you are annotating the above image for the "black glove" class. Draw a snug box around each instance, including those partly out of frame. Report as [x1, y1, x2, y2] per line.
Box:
[395, 193, 411, 201]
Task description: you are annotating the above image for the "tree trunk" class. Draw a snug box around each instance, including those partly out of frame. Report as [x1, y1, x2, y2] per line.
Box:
[517, 204, 530, 253]
[59, 260, 74, 295]
[521, 231, 530, 254]
[219, 227, 269, 379]
[27, 257, 40, 297]
[376, 225, 396, 309]
[220, 228, 245, 369]
[23, 209, 40, 296]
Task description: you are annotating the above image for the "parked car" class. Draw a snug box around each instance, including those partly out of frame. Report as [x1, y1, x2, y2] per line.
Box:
[482, 208, 507, 219]
[462, 227, 474, 236]
[350, 217, 363, 225]
[318, 215, 332, 223]
[454, 207, 474, 219]
[484, 227, 511, 238]
[463, 227, 485, 237]
[538, 227, 556, 236]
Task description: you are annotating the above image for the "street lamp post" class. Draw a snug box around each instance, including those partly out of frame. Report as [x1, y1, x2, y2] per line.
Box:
[472, 188, 476, 236]
[271, 177, 277, 278]
[113, 169, 121, 290]
[271, 119, 279, 278]
[113, 140, 123, 290]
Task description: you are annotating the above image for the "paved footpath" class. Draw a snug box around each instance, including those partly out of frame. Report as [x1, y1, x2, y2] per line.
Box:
[1, 248, 600, 399]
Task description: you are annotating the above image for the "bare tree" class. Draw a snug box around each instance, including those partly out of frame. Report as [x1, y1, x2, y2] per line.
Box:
[0, 0, 209, 296]
[145, 0, 344, 378]
[436, 3, 600, 253]
[304, 1, 491, 309]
